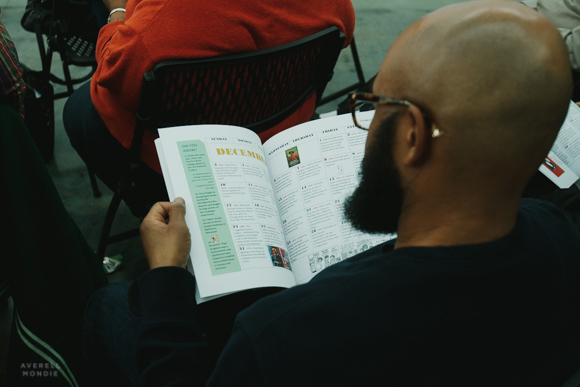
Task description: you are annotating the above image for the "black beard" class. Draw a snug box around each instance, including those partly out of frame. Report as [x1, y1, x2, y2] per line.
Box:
[343, 112, 404, 234]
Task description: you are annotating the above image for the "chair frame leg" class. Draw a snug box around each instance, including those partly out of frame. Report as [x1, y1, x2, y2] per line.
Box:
[87, 167, 101, 198]
[96, 190, 142, 261]
[350, 37, 365, 84]
[97, 191, 122, 260]
[317, 36, 366, 106]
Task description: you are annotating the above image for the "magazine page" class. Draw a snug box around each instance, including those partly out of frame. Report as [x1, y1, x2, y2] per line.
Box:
[157, 125, 296, 300]
[263, 112, 396, 285]
[539, 152, 578, 189]
[540, 101, 580, 188]
[155, 140, 175, 198]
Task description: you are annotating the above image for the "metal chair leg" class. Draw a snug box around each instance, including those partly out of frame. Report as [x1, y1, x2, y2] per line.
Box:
[97, 190, 122, 260]
[317, 36, 367, 106]
[87, 167, 101, 198]
[349, 37, 365, 84]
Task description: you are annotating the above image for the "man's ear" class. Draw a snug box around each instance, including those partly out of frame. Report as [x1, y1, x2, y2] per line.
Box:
[400, 104, 432, 167]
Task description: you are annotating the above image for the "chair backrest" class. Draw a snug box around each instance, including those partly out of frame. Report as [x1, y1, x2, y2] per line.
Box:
[133, 27, 345, 148]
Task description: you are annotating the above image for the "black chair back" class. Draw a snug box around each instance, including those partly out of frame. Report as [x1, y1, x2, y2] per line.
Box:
[131, 27, 345, 152]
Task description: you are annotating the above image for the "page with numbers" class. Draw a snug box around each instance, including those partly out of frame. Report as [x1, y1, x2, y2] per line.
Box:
[157, 125, 296, 301]
[539, 101, 580, 188]
[263, 112, 395, 285]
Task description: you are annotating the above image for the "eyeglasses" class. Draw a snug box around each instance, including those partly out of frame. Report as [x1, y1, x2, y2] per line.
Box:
[348, 92, 443, 138]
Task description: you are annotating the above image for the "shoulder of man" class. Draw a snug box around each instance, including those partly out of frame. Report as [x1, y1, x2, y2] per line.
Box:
[522, 192, 580, 233]
[234, 242, 395, 338]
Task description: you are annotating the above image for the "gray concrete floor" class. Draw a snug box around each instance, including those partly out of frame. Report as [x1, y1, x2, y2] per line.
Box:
[0, 0, 475, 382]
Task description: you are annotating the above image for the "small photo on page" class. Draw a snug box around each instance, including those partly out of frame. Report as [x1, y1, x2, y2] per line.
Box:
[280, 248, 291, 270]
[285, 146, 301, 168]
[543, 156, 564, 177]
[269, 246, 292, 271]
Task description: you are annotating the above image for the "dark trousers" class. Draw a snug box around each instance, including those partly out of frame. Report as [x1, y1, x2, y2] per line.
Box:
[83, 281, 139, 387]
[63, 81, 168, 209]
[83, 280, 282, 385]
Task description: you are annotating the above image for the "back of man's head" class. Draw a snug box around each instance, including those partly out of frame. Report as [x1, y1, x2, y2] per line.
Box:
[347, 0, 572, 245]
[383, 0, 571, 182]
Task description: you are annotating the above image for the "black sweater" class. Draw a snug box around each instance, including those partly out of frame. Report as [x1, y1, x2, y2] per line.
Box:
[135, 199, 580, 386]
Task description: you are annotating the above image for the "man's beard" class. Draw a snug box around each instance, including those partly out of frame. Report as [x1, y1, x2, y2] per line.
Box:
[343, 111, 404, 234]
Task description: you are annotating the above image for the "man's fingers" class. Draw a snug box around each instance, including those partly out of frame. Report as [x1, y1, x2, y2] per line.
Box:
[140, 198, 191, 270]
[141, 202, 172, 232]
[148, 202, 172, 220]
[168, 197, 187, 225]
[142, 199, 186, 235]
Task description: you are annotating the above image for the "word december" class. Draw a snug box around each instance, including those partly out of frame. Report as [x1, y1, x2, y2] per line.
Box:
[216, 148, 266, 165]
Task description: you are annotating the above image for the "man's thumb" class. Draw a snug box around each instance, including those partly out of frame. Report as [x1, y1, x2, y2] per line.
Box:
[169, 197, 186, 222]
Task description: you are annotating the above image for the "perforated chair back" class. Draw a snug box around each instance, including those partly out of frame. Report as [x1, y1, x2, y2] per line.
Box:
[132, 27, 345, 151]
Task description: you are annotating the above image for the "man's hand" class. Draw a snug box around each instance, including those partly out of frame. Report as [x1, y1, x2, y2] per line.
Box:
[140, 197, 191, 269]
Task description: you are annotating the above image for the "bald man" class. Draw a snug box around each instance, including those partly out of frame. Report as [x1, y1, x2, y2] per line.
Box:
[84, 1, 580, 386]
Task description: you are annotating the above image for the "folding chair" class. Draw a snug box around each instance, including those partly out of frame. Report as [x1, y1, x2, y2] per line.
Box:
[95, 27, 346, 259]
[21, 0, 98, 99]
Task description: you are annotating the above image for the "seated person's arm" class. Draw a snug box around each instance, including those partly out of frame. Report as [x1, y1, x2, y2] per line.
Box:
[136, 199, 266, 386]
[91, 0, 154, 133]
[103, 0, 127, 23]
[136, 199, 213, 386]
[136, 202, 263, 386]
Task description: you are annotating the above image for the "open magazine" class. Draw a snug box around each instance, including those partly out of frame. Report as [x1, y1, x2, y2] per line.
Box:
[539, 101, 580, 188]
[155, 102, 580, 303]
[155, 112, 394, 303]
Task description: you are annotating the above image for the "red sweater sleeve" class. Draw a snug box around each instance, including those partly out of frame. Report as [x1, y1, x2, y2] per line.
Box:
[91, 20, 153, 151]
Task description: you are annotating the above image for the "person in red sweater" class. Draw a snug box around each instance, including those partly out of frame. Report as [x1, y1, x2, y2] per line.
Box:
[63, 0, 355, 197]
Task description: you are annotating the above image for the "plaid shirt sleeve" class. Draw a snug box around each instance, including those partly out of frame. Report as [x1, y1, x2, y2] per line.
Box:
[0, 12, 25, 121]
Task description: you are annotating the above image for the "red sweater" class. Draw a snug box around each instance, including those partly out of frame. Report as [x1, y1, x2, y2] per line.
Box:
[91, 0, 355, 173]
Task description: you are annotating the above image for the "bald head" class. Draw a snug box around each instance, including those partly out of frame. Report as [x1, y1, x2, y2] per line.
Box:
[375, 0, 571, 180]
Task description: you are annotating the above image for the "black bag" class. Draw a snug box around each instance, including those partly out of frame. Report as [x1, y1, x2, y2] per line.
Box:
[21, 0, 98, 62]
[21, 65, 55, 163]
[21, 0, 98, 38]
